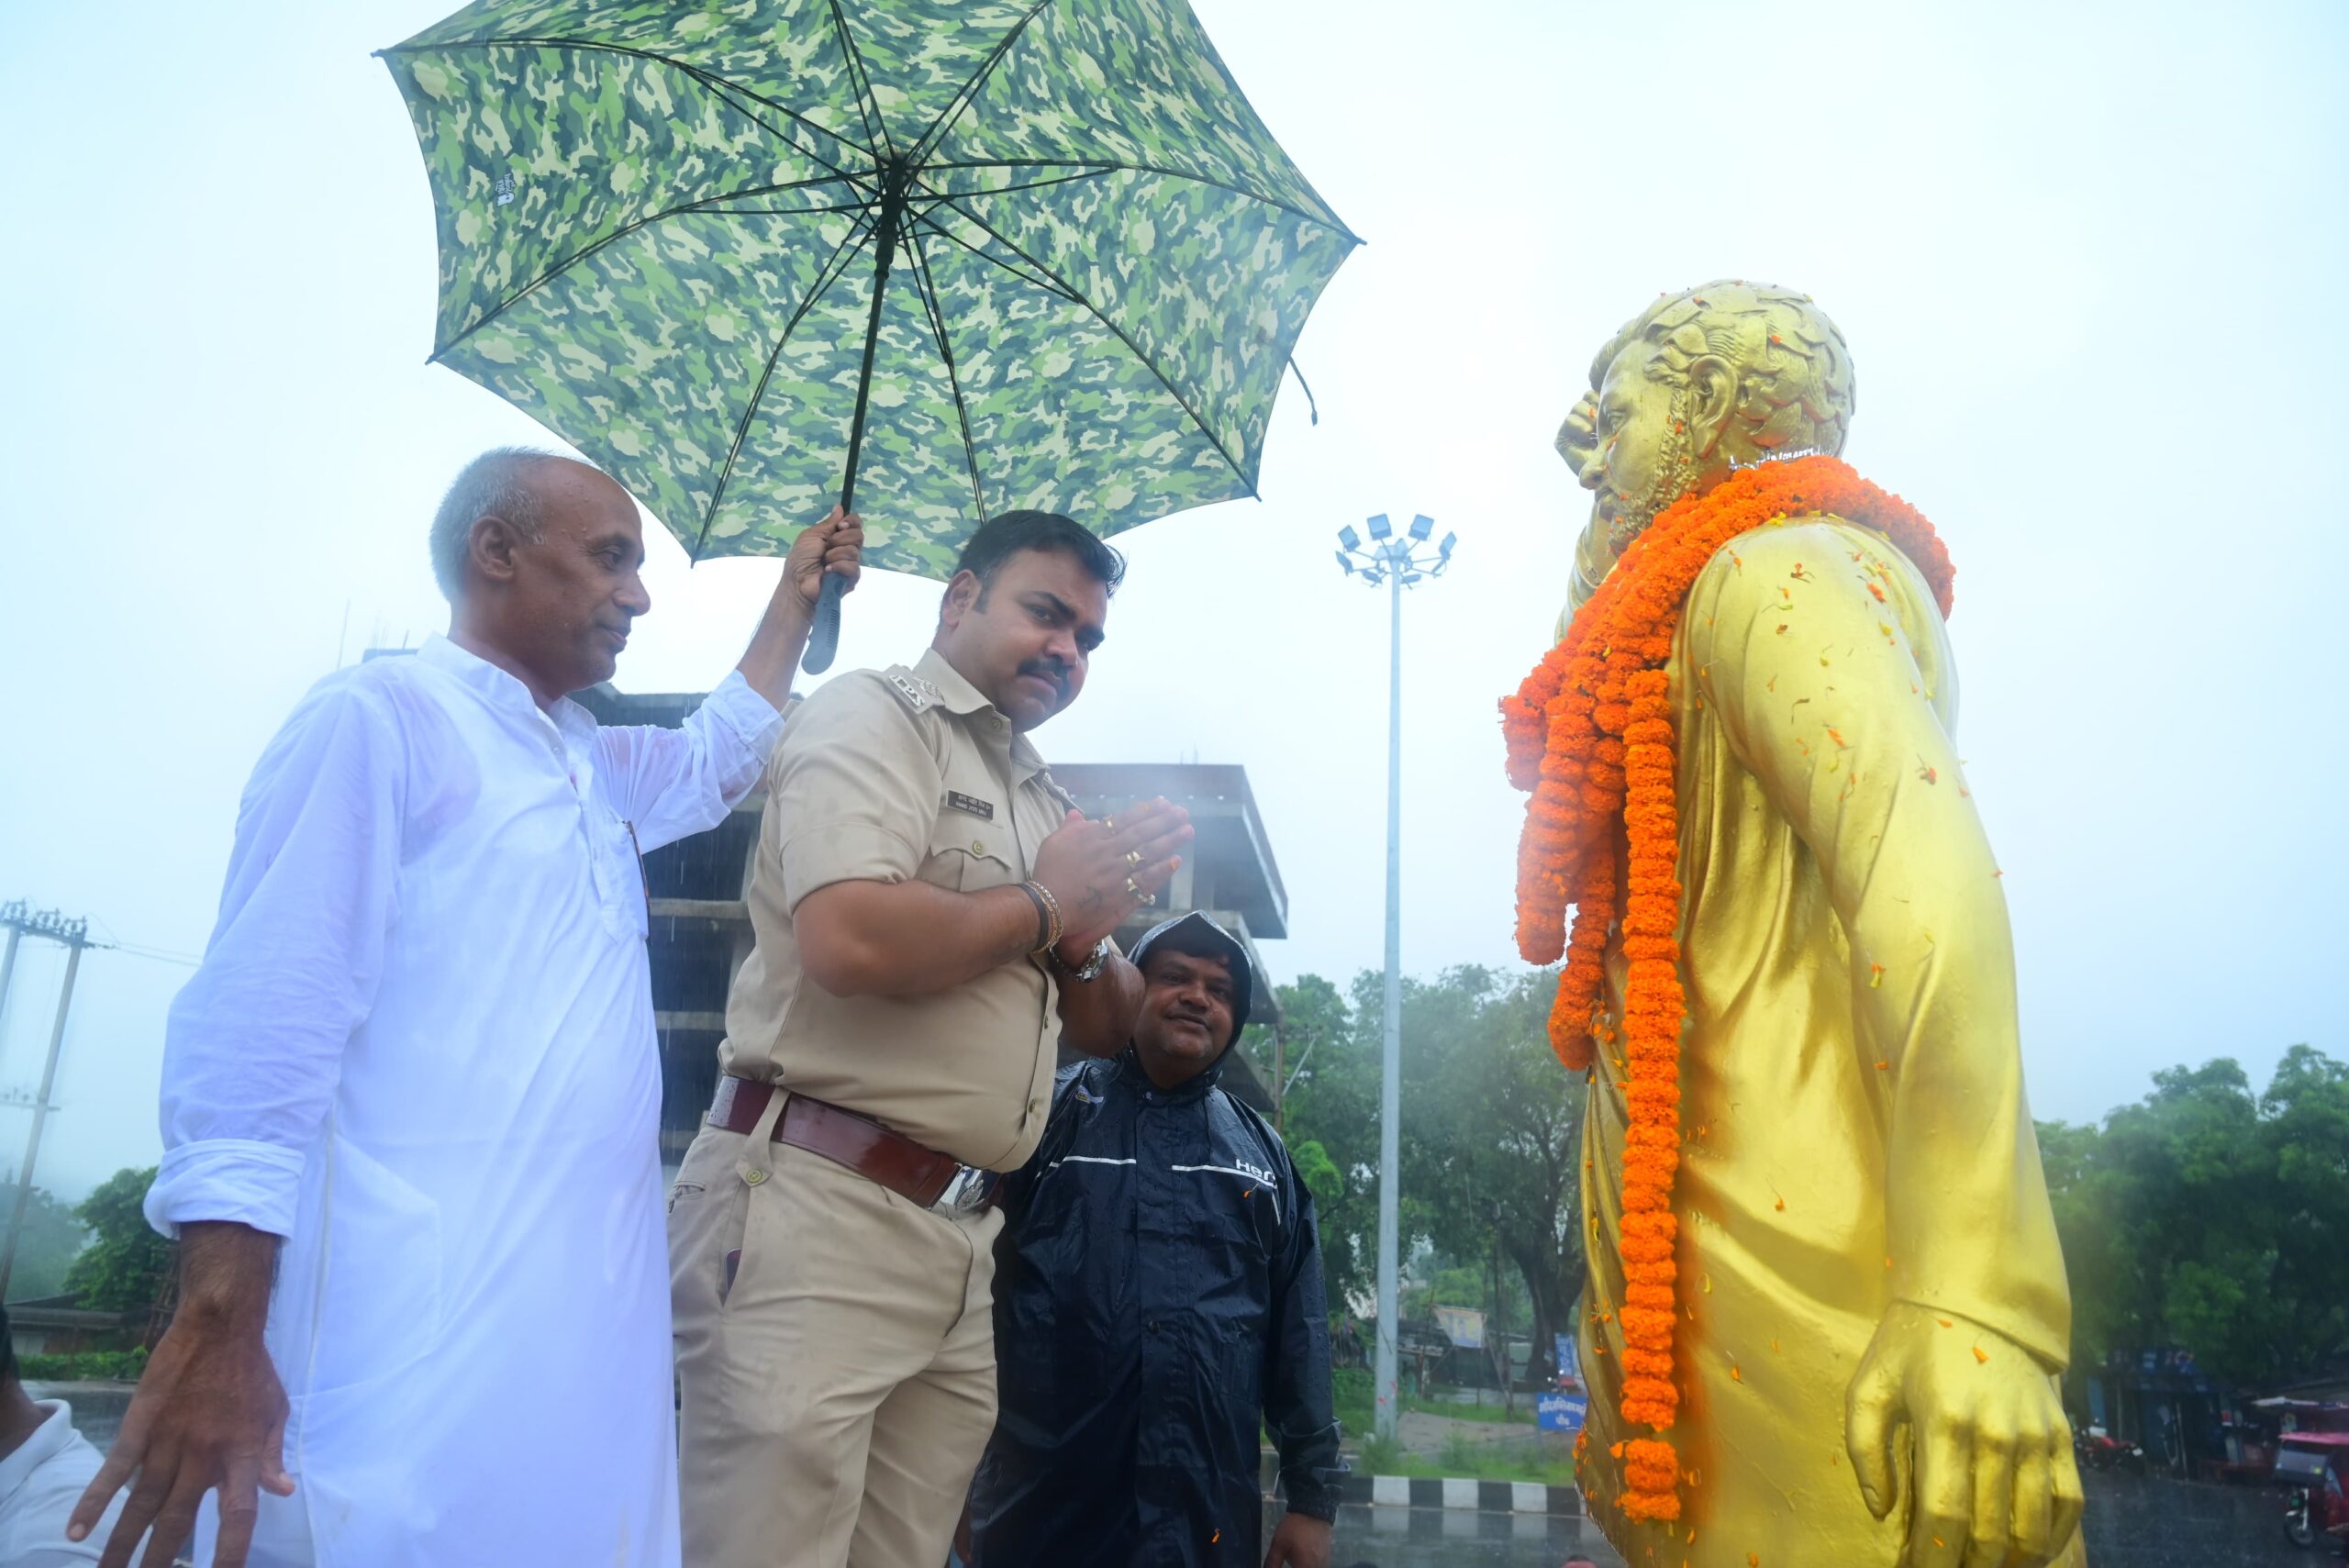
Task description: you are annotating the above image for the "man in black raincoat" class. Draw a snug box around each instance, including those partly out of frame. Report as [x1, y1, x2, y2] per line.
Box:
[967, 913, 1343, 1568]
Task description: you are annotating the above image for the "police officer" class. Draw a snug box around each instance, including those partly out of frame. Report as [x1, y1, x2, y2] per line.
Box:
[668, 511, 1192, 1568]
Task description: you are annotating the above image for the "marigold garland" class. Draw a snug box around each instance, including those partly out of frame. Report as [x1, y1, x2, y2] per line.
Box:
[1499, 454, 1953, 1524]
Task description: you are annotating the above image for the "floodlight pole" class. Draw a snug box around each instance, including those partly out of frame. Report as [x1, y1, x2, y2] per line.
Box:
[1375, 545, 1405, 1440]
[1333, 517, 1454, 1441]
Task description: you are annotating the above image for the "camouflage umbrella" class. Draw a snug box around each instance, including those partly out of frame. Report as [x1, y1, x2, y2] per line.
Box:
[381, 0, 1357, 668]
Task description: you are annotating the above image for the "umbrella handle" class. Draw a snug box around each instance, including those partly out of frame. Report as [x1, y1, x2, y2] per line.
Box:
[801, 569, 849, 674]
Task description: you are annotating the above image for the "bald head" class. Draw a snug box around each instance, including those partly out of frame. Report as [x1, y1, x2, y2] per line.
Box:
[433, 448, 651, 706]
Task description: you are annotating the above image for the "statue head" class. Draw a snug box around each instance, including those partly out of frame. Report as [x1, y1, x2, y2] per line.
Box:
[1568, 281, 1856, 575]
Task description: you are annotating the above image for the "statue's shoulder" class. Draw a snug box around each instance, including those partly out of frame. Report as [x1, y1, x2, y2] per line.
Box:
[1709, 516, 1854, 574]
[1693, 517, 1854, 610]
[1715, 515, 1930, 589]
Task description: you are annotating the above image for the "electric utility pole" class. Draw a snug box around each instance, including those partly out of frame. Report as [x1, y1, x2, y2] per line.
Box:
[0, 903, 92, 1301]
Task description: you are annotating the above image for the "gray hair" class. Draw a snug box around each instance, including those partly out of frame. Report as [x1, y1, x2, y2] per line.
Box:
[429, 446, 564, 599]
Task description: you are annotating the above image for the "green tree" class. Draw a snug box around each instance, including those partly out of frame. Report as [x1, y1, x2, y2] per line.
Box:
[1396, 965, 1586, 1374]
[1263, 964, 1586, 1369]
[2041, 1045, 2349, 1388]
[65, 1167, 173, 1315]
[0, 1184, 90, 1301]
[1249, 973, 1396, 1316]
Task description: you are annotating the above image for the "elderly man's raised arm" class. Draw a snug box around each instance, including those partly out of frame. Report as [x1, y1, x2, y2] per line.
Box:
[597, 512, 862, 851]
[74, 678, 408, 1566]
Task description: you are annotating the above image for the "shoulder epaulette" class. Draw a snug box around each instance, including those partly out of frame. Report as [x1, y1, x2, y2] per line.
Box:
[883, 667, 943, 715]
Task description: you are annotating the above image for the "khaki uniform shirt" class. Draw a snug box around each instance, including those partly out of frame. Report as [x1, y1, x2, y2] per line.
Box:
[720, 649, 1074, 1172]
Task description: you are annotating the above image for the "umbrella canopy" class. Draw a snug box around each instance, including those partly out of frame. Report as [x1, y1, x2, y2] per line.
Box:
[381, 0, 1359, 583]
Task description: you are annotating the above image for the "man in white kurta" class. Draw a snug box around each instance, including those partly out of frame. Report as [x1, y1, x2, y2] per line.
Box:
[72, 450, 860, 1568]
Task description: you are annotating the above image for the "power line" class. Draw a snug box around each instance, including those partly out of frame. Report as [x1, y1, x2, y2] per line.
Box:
[70, 914, 199, 969]
[98, 940, 199, 969]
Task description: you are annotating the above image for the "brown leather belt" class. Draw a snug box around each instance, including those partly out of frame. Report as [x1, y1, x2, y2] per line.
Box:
[707, 1077, 998, 1214]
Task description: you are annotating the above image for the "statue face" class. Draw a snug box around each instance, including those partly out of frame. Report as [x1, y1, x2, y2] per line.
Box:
[1580, 340, 1695, 550]
[1558, 284, 1854, 628]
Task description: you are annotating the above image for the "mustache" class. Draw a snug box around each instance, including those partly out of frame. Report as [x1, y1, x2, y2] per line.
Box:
[1017, 657, 1069, 691]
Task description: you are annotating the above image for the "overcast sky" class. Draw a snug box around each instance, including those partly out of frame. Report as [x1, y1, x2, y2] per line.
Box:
[2, 0, 2343, 1201]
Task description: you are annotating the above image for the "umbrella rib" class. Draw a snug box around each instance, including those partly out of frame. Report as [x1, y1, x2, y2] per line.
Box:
[922, 158, 1359, 242]
[431, 175, 873, 361]
[693, 210, 881, 562]
[900, 225, 990, 522]
[383, 36, 878, 174]
[704, 200, 877, 217]
[822, 0, 900, 165]
[911, 168, 1114, 203]
[926, 195, 1254, 497]
[906, 0, 1058, 169]
[903, 206, 1076, 306]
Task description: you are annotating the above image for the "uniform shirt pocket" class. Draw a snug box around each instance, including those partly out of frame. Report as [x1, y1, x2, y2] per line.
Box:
[920, 816, 1019, 893]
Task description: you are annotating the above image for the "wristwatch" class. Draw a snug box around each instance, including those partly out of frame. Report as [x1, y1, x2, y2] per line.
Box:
[1052, 937, 1113, 984]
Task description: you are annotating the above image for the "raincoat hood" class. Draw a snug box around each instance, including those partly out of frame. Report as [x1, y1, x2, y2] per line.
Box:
[1126, 911, 1252, 1042]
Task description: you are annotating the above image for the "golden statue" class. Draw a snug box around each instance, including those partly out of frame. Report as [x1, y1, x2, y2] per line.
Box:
[1505, 282, 2086, 1567]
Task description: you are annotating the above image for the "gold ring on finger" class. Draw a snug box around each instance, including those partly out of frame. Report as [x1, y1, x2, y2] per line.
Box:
[1102, 817, 1117, 831]
[1125, 875, 1144, 901]
[1124, 850, 1143, 866]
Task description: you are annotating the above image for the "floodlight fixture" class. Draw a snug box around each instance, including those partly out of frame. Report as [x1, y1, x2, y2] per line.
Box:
[1338, 524, 1362, 551]
[1334, 550, 1353, 574]
[1408, 513, 1433, 541]
[1366, 512, 1392, 540]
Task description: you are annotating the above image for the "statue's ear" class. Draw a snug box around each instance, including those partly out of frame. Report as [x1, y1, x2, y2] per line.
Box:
[1686, 356, 1739, 457]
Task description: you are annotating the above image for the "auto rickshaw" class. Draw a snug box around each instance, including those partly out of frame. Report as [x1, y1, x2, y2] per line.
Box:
[2277, 1430, 2349, 1550]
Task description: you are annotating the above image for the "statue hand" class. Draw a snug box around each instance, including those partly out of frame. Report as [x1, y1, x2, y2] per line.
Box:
[1845, 1302, 2083, 1568]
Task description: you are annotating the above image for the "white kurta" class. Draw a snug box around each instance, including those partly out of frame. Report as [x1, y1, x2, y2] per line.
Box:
[145, 634, 781, 1568]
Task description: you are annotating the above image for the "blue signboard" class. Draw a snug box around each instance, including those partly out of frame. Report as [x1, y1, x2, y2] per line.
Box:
[1537, 1392, 1587, 1435]
[1554, 1332, 1576, 1376]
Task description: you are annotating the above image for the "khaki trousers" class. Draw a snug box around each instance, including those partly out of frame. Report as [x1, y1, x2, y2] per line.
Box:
[669, 1120, 1002, 1568]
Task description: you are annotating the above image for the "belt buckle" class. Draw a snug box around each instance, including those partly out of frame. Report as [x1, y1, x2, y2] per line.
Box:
[931, 1165, 996, 1217]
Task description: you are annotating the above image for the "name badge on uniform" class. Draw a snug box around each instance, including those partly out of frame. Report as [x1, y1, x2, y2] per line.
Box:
[946, 790, 996, 821]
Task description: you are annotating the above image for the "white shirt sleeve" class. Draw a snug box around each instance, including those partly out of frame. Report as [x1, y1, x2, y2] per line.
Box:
[593, 670, 783, 854]
[144, 678, 406, 1240]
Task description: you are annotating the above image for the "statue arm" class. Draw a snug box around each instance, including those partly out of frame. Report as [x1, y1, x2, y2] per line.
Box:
[1688, 520, 2082, 1564]
[1685, 519, 2069, 1362]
